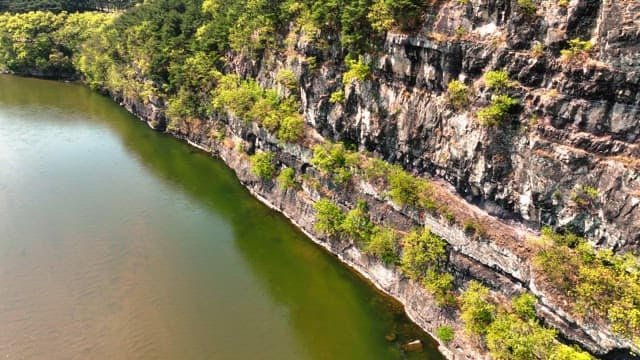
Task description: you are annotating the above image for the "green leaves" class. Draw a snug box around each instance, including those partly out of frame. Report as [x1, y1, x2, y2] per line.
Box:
[476, 94, 519, 126]
[250, 151, 277, 180]
[401, 228, 447, 280]
[460, 281, 496, 335]
[313, 198, 346, 236]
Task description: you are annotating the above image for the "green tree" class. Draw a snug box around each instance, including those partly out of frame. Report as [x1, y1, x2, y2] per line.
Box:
[401, 228, 447, 280]
[460, 281, 496, 335]
[313, 198, 345, 237]
[250, 151, 277, 180]
[365, 226, 399, 265]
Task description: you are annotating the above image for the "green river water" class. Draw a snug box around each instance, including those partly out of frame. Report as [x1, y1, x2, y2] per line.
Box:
[0, 75, 444, 359]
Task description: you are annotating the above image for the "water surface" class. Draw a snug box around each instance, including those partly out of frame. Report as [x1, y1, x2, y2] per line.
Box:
[0, 75, 443, 359]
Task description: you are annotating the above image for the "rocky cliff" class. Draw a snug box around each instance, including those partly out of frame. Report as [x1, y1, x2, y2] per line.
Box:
[112, 0, 639, 358]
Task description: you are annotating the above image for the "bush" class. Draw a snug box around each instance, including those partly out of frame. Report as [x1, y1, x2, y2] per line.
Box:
[560, 38, 593, 61]
[343, 55, 370, 84]
[483, 70, 512, 91]
[341, 199, 373, 243]
[367, 0, 394, 32]
[329, 89, 345, 103]
[366, 226, 399, 265]
[310, 141, 358, 185]
[276, 68, 298, 92]
[277, 167, 297, 190]
[486, 313, 557, 360]
[476, 95, 519, 126]
[436, 325, 454, 343]
[362, 157, 392, 182]
[388, 166, 428, 207]
[517, 0, 538, 15]
[446, 80, 469, 109]
[313, 198, 345, 236]
[512, 293, 537, 320]
[250, 151, 277, 180]
[424, 270, 455, 306]
[401, 228, 448, 280]
[277, 114, 304, 143]
[461, 281, 496, 335]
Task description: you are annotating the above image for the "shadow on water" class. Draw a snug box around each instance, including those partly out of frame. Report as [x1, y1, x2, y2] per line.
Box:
[0, 75, 444, 359]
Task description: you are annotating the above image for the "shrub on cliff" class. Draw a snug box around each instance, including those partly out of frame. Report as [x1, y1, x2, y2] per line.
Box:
[486, 312, 557, 359]
[476, 95, 519, 126]
[341, 199, 374, 243]
[401, 228, 447, 280]
[446, 80, 469, 109]
[435, 325, 454, 343]
[250, 151, 277, 180]
[461, 281, 496, 335]
[277, 167, 297, 190]
[560, 38, 593, 62]
[387, 166, 428, 207]
[343, 55, 370, 84]
[365, 226, 399, 265]
[310, 142, 359, 185]
[313, 198, 345, 237]
[277, 114, 304, 143]
[483, 70, 512, 91]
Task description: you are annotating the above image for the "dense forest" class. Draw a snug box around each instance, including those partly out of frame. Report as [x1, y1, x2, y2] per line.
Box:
[0, 0, 138, 13]
[0, 0, 638, 359]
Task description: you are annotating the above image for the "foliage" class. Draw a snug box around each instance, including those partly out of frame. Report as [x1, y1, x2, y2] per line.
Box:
[460, 281, 496, 335]
[362, 157, 392, 182]
[435, 325, 454, 343]
[343, 55, 370, 84]
[424, 270, 455, 306]
[367, 0, 394, 32]
[211, 74, 304, 142]
[401, 228, 447, 280]
[388, 166, 428, 207]
[533, 229, 640, 345]
[276, 68, 298, 92]
[277, 167, 297, 190]
[341, 199, 374, 243]
[571, 185, 599, 207]
[0, 0, 138, 13]
[313, 198, 345, 237]
[512, 293, 537, 321]
[486, 313, 557, 360]
[552, 345, 593, 360]
[250, 151, 277, 180]
[517, 0, 538, 15]
[310, 141, 359, 185]
[0, 11, 112, 77]
[476, 95, 519, 126]
[560, 38, 593, 61]
[365, 226, 399, 265]
[277, 114, 304, 143]
[483, 70, 512, 91]
[329, 89, 345, 103]
[446, 80, 469, 109]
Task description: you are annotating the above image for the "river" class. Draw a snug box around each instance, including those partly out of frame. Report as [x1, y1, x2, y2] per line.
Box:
[0, 75, 443, 359]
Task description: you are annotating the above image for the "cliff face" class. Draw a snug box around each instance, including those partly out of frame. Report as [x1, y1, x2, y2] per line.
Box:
[112, 0, 639, 358]
[268, 0, 639, 250]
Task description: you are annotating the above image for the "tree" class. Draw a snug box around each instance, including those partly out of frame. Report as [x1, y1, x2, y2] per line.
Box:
[250, 151, 277, 180]
[313, 198, 345, 237]
[460, 281, 496, 335]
